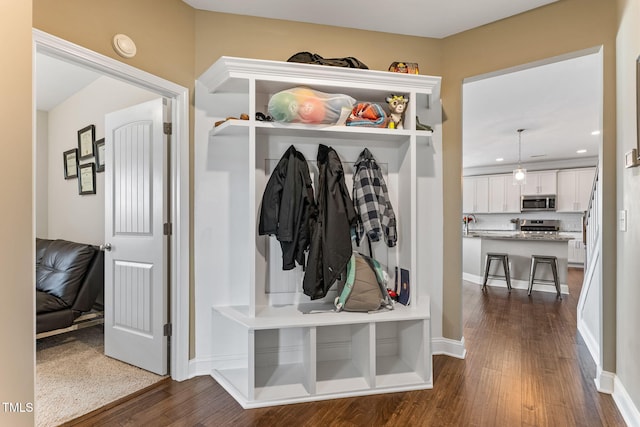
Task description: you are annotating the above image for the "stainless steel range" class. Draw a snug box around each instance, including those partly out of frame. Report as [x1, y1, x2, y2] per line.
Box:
[518, 219, 560, 236]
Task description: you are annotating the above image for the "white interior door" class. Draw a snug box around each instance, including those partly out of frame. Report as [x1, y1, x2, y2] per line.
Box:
[104, 98, 168, 375]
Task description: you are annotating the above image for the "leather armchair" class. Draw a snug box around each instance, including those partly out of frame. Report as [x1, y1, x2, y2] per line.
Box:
[36, 238, 104, 336]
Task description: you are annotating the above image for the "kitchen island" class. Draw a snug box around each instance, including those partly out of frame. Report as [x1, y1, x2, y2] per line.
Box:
[463, 231, 572, 294]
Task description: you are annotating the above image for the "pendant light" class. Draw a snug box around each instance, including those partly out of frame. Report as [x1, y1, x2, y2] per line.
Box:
[513, 128, 527, 185]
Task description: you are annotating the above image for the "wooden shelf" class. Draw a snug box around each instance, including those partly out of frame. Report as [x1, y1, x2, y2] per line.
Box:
[209, 120, 433, 145]
[213, 301, 430, 330]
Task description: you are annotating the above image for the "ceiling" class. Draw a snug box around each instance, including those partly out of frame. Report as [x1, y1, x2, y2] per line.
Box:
[182, 0, 558, 39]
[462, 53, 601, 171]
[36, 53, 101, 111]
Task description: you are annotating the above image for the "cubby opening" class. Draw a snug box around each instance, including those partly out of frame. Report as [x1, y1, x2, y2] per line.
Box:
[253, 327, 313, 401]
[316, 323, 372, 395]
[375, 320, 428, 388]
[211, 310, 250, 399]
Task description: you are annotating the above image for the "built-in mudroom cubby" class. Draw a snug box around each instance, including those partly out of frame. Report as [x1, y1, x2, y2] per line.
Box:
[194, 56, 443, 408]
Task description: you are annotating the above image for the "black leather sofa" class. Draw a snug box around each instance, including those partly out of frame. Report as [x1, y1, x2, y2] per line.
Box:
[36, 238, 104, 337]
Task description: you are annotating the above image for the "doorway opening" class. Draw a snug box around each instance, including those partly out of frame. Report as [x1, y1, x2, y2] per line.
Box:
[461, 47, 603, 371]
[33, 29, 190, 424]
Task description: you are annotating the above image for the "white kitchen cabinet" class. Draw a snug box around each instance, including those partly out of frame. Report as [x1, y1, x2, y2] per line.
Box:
[556, 168, 596, 212]
[564, 232, 586, 265]
[521, 170, 557, 195]
[196, 57, 441, 408]
[463, 176, 489, 213]
[488, 174, 521, 213]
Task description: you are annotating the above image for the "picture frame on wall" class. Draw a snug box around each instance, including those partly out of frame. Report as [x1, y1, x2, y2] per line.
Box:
[77, 124, 95, 160]
[63, 148, 78, 179]
[78, 162, 96, 195]
[95, 138, 105, 172]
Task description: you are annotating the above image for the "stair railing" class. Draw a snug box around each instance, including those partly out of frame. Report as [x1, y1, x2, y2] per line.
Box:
[583, 165, 599, 271]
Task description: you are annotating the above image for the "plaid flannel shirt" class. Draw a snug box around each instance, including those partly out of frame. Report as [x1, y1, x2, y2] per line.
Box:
[352, 148, 397, 247]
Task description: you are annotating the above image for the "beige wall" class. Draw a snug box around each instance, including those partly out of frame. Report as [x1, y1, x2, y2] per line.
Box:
[0, 2, 34, 426]
[441, 0, 618, 371]
[616, 0, 640, 410]
[194, 12, 442, 77]
[33, 0, 195, 89]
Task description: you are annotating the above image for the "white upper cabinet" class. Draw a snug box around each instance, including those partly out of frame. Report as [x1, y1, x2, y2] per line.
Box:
[521, 170, 557, 195]
[463, 176, 489, 213]
[488, 174, 521, 213]
[556, 168, 596, 212]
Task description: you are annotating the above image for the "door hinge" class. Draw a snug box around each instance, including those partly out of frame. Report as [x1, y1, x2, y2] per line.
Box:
[163, 122, 172, 135]
[164, 222, 172, 236]
[164, 323, 172, 337]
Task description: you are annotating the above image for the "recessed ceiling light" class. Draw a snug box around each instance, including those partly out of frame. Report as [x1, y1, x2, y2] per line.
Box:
[496, 158, 504, 162]
[591, 130, 601, 136]
[576, 149, 588, 154]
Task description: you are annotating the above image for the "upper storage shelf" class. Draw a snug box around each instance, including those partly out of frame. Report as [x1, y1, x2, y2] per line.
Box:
[199, 56, 441, 100]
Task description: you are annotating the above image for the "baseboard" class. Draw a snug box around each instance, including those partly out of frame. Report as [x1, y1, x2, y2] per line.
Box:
[432, 337, 466, 359]
[613, 375, 640, 427]
[595, 368, 615, 394]
[577, 318, 600, 366]
[464, 273, 569, 295]
[188, 357, 214, 378]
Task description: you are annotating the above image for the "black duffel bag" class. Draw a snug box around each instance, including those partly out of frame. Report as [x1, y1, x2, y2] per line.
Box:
[287, 52, 368, 69]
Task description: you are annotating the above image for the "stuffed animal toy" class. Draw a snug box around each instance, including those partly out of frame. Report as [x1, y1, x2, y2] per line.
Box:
[386, 94, 409, 129]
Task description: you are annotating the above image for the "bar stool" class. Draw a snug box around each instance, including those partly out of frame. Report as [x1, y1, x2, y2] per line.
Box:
[528, 255, 561, 298]
[482, 253, 512, 292]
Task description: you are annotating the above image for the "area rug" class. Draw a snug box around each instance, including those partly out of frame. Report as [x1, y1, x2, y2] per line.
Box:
[35, 325, 165, 427]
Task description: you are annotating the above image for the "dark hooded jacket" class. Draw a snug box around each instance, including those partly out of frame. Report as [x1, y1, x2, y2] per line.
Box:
[303, 144, 356, 299]
[259, 145, 317, 270]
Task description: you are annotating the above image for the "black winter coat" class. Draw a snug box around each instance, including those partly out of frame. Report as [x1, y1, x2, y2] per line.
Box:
[259, 145, 317, 270]
[303, 144, 356, 299]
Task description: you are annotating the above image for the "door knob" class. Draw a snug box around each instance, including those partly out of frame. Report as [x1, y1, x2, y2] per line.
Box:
[100, 243, 112, 252]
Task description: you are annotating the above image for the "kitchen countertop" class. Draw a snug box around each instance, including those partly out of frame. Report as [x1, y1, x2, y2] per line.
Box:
[463, 230, 573, 242]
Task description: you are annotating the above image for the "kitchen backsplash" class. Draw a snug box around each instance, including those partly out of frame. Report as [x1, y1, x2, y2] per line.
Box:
[465, 212, 584, 232]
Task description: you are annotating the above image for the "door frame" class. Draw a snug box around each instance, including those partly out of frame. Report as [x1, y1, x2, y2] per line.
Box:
[33, 29, 190, 381]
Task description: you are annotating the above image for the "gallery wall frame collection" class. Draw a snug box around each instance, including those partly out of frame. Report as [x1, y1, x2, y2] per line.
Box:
[63, 124, 104, 194]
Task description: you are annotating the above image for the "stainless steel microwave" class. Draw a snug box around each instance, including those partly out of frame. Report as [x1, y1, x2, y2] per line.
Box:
[521, 194, 556, 212]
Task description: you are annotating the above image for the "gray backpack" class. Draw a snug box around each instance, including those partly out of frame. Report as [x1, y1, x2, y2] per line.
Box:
[334, 252, 394, 312]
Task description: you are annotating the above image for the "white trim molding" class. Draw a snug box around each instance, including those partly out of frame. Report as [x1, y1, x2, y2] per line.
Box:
[578, 318, 600, 367]
[432, 337, 467, 359]
[33, 29, 190, 381]
[189, 357, 215, 379]
[613, 375, 640, 427]
[595, 368, 615, 394]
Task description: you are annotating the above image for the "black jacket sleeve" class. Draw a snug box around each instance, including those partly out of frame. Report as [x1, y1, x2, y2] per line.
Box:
[258, 148, 291, 236]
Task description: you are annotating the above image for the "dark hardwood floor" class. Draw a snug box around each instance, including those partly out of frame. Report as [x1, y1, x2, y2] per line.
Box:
[67, 268, 625, 426]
